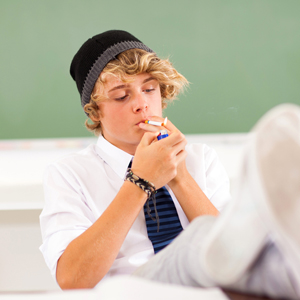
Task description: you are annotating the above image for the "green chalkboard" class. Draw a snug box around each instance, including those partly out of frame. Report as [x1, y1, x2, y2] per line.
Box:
[1, 0, 300, 139]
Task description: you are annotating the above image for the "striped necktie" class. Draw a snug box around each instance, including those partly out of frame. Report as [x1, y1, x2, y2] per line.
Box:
[127, 160, 183, 253]
[143, 186, 184, 253]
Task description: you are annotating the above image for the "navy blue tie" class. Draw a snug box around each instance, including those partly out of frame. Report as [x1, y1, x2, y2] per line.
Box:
[127, 160, 183, 253]
[143, 186, 183, 253]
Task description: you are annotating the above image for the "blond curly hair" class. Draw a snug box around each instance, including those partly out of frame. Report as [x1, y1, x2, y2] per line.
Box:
[84, 49, 188, 136]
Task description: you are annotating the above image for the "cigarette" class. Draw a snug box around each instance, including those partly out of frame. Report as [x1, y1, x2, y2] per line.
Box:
[145, 117, 168, 127]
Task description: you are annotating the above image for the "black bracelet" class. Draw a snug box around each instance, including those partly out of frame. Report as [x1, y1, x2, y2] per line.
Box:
[125, 168, 156, 197]
[124, 168, 160, 232]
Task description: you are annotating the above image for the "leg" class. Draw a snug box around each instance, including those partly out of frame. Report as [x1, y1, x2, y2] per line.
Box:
[227, 240, 299, 299]
[200, 103, 300, 298]
[134, 217, 299, 299]
[133, 215, 217, 287]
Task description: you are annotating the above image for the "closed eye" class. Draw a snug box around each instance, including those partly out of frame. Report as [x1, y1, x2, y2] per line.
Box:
[115, 95, 128, 101]
[144, 88, 155, 93]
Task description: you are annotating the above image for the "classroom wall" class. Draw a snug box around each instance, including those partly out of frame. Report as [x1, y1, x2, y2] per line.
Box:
[1, 0, 300, 140]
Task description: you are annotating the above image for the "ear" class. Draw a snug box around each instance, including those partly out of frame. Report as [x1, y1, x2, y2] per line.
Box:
[84, 102, 101, 123]
[89, 110, 101, 123]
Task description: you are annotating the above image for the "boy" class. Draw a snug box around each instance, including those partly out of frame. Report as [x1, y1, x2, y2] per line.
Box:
[40, 30, 230, 289]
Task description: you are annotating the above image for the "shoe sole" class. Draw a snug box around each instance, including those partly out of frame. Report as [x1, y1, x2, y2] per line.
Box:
[254, 103, 300, 290]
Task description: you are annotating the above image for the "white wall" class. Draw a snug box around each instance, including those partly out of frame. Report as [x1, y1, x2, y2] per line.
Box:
[0, 210, 59, 292]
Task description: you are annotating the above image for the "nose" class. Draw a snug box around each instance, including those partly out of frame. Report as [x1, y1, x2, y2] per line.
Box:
[132, 92, 148, 113]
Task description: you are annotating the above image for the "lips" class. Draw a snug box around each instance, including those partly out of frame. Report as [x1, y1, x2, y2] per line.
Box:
[136, 120, 147, 125]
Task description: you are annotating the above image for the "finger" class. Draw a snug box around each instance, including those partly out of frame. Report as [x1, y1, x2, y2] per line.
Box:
[164, 140, 187, 163]
[139, 131, 160, 146]
[174, 149, 188, 165]
[158, 130, 186, 147]
[171, 138, 187, 155]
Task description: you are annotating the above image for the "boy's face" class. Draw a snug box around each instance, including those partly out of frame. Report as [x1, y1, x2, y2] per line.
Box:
[97, 72, 163, 154]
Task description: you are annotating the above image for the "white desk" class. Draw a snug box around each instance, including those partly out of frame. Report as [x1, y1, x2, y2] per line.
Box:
[0, 276, 229, 300]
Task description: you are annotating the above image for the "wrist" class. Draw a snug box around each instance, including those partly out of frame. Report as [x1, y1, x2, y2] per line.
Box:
[168, 168, 190, 189]
[123, 181, 149, 202]
[125, 168, 160, 231]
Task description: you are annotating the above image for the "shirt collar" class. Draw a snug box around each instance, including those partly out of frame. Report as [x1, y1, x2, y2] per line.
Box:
[95, 135, 133, 179]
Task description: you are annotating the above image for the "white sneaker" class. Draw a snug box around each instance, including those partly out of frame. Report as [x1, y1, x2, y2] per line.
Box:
[200, 103, 300, 286]
[254, 103, 300, 292]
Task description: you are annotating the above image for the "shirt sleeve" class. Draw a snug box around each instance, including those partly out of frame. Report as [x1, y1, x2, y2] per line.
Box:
[203, 144, 231, 211]
[39, 162, 96, 280]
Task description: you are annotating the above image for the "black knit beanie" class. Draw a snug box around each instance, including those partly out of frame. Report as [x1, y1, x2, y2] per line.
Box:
[70, 30, 154, 109]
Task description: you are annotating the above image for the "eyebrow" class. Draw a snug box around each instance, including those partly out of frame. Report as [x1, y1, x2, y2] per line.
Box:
[108, 77, 157, 93]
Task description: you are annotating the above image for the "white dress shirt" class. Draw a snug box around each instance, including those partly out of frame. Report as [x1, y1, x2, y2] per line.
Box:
[39, 136, 231, 283]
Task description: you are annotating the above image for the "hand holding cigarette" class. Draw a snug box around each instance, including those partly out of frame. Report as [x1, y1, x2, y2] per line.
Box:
[143, 117, 168, 140]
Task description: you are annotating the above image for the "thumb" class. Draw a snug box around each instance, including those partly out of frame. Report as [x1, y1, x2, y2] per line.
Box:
[140, 131, 159, 146]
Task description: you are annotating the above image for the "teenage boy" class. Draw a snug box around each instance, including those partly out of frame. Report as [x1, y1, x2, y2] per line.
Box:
[40, 30, 230, 289]
[40, 30, 300, 299]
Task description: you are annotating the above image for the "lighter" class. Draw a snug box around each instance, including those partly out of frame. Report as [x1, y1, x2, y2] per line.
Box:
[157, 129, 169, 140]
